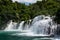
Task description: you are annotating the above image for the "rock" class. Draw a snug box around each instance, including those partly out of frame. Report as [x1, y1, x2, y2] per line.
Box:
[56, 24, 60, 35]
[50, 33, 54, 37]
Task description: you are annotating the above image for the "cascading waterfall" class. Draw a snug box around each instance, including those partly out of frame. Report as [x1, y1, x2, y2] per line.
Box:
[4, 15, 57, 36]
[18, 21, 25, 30]
[30, 16, 52, 34]
[5, 20, 17, 31]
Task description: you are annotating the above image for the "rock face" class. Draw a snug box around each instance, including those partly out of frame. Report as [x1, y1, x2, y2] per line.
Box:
[56, 24, 60, 35]
[47, 27, 51, 34]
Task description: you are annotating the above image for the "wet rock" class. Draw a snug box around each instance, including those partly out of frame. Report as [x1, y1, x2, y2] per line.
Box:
[50, 33, 54, 37]
[56, 24, 60, 35]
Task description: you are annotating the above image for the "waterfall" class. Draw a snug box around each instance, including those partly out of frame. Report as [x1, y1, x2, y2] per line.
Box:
[5, 20, 17, 31]
[4, 15, 57, 36]
[30, 16, 52, 34]
[18, 21, 25, 30]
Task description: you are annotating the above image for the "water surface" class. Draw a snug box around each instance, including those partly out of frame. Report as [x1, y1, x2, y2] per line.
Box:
[0, 31, 59, 40]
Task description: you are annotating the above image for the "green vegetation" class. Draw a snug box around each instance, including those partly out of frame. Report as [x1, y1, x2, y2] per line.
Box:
[0, 0, 60, 28]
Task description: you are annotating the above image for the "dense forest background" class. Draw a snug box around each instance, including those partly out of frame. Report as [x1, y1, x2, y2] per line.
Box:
[0, 0, 60, 29]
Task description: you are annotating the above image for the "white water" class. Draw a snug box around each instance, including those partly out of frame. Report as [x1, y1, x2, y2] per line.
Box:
[30, 16, 51, 34]
[4, 15, 57, 36]
[18, 21, 25, 30]
[5, 20, 17, 31]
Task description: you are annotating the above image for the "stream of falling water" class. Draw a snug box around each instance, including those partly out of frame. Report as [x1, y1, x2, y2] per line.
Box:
[4, 15, 57, 36]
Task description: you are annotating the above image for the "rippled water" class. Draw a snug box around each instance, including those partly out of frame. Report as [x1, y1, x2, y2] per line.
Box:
[0, 31, 60, 40]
